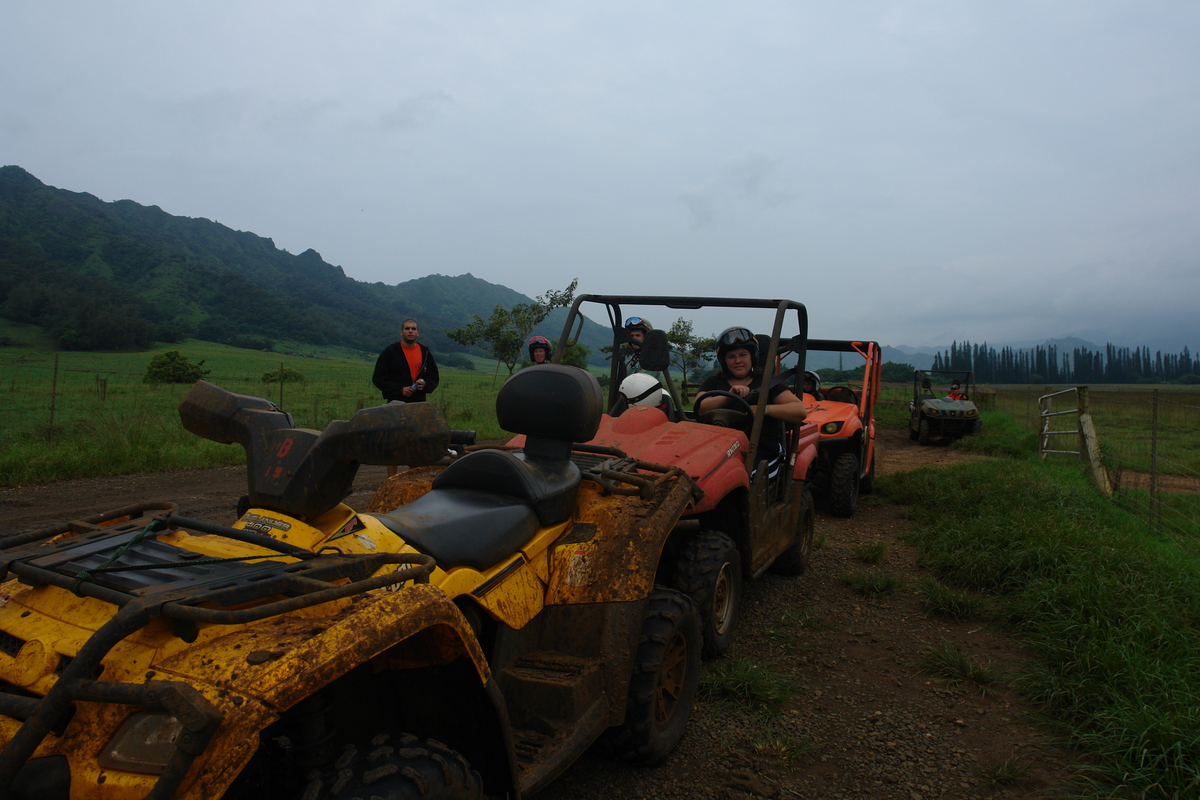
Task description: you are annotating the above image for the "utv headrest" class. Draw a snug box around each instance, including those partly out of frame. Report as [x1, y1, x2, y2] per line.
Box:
[497, 364, 603, 443]
[639, 329, 672, 372]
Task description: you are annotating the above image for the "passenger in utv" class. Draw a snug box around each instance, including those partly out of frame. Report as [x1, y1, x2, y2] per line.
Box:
[610, 372, 674, 419]
[803, 370, 824, 401]
[696, 327, 807, 481]
[527, 335, 551, 364]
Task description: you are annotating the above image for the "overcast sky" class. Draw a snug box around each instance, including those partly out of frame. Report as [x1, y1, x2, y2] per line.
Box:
[4, 2, 1198, 351]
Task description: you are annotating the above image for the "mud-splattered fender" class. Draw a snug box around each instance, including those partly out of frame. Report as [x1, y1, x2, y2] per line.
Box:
[791, 421, 819, 481]
[152, 583, 490, 709]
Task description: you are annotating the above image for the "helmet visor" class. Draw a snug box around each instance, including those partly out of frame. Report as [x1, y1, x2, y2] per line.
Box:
[719, 327, 756, 349]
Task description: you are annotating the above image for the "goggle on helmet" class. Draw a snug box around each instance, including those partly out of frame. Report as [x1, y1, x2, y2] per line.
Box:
[717, 326, 758, 366]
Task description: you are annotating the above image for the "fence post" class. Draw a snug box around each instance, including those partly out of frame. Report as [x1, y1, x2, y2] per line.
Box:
[48, 353, 60, 445]
[1149, 389, 1159, 535]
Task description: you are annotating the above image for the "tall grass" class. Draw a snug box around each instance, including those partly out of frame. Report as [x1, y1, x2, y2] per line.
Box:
[881, 460, 1200, 797]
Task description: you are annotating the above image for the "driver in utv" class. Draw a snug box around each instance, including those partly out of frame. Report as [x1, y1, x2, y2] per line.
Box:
[696, 327, 807, 480]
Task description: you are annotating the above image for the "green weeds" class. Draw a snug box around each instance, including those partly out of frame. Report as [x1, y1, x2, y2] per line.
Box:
[915, 577, 987, 620]
[882, 458, 1200, 797]
[853, 540, 888, 563]
[838, 569, 903, 597]
[698, 656, 796, 713]
[919, 639, 1002, 694]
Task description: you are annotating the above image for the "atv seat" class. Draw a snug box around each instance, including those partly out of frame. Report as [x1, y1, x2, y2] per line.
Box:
[370, 366, 604, 572]
[370, 490, 539, 572]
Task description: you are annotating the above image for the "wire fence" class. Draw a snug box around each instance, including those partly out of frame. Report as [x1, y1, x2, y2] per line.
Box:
[1024, 388, 1200, 554]
[0, 353, 506, 448]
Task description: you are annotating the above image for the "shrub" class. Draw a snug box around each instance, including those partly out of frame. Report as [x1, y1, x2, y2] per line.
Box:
[143, 351, 210, 384]
[262, 367, 306, 383]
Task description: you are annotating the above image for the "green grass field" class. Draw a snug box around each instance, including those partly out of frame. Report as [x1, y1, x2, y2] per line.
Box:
[0, 337, 513, 485]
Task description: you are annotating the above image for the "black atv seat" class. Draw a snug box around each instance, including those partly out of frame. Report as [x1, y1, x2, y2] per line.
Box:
[370, 366, 604, 574]
[433, 449, 579, 526]
[369, 488, 538, 572]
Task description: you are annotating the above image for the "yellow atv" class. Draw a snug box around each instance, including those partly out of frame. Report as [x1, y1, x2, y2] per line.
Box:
[0, 366, 701, 799]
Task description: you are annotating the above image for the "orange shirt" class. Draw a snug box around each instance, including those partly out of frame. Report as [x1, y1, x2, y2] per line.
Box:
[402, 342, 422, 381]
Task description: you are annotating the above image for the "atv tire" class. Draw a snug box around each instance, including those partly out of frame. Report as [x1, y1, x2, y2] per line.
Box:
[603, 588, 701, 765]
[827, 452, 859, 518]
[675, 531, 742, 659]
[918, 418, 931, 446]
[908, 422, 919, 441]
[305, 734, 483, 800]
[771, 487, 815, 576]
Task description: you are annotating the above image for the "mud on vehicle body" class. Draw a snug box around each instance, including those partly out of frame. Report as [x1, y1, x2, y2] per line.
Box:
[909, 369, 981, 445]
[800, 339, 881, 518]
[0, 369, 702, 800]
[523, 295, 821, 659]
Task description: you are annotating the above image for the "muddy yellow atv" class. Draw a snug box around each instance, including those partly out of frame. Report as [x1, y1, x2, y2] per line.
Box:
[0, 366, 701, 799]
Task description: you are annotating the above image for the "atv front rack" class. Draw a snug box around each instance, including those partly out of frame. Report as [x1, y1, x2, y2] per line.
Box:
[569, 444, 702, 502]
[0, 507, 436, 800]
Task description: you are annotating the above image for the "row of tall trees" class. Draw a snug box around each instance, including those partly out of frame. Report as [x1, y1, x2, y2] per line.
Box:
[931, 341, 1200, 384]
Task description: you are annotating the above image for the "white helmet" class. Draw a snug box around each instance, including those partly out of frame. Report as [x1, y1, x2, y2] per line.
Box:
[619, 373, 662, 407]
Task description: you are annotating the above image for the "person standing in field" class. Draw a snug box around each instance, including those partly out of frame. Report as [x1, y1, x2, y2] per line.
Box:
[373, 318, 440, 477]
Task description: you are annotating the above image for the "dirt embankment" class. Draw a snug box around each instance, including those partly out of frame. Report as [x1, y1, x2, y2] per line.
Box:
[0, 430, 1080, 799]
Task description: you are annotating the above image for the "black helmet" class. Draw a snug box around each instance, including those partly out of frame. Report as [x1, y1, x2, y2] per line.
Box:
[716, 326, 758, 368]
[527, 335, 551, 361]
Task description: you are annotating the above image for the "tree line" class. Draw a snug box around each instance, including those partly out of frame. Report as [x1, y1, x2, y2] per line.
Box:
[931, 341, 1200, 384]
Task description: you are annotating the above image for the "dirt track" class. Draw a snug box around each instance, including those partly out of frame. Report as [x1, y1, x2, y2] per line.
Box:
[0, 430, 1080, 798]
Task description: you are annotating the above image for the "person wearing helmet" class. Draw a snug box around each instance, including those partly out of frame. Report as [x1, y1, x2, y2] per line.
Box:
[696, 326, 807, 480]
[614, 371, 672, 417]
[802, 370, 824, 401]
[622, 316, 652, 373]
[527, 335, 552, 364]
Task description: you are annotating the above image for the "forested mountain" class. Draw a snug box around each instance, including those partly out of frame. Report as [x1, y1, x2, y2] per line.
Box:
[0, 166, 595, 356]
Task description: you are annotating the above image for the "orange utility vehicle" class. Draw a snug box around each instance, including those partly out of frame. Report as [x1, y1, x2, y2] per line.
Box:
[799, 340, 881, 517]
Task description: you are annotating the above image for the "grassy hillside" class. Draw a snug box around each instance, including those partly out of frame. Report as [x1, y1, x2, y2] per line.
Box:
[0, 165, 609, 358]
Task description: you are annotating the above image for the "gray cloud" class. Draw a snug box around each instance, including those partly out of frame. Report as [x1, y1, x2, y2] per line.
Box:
[2, 1, 1197, 351]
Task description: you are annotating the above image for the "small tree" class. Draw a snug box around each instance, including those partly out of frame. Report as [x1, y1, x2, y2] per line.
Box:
[447, 279, 578, 378]
[666, 318, 715, 401]
[262, 367, 306, 383]
[144, 351, 210, 384]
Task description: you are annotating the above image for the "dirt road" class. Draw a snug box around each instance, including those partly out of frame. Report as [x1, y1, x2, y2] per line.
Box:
[0, 430, 1079, 798]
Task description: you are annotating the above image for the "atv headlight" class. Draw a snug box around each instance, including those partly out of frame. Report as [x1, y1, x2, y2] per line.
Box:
[967, 409, 977, 417]
[820, 421, 844, 435]
[928, 408, 938, 416]
[99, 712, 184, 774]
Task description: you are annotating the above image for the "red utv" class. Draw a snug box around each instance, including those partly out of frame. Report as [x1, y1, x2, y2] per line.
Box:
[522, 295, 821, 659]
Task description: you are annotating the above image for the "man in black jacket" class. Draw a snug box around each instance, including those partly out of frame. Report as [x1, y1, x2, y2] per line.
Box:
[373, 319, 440, 475]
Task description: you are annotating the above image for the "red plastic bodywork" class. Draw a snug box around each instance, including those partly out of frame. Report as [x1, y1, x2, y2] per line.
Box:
[512, 406, 818, 517]
[801, 340, 881, 477]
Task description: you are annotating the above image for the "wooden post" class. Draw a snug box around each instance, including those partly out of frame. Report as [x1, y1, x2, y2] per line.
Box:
[48, 353, 60, 445]
[1077, 387, 1112, 498]
[1149, 389, 1159, 534]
